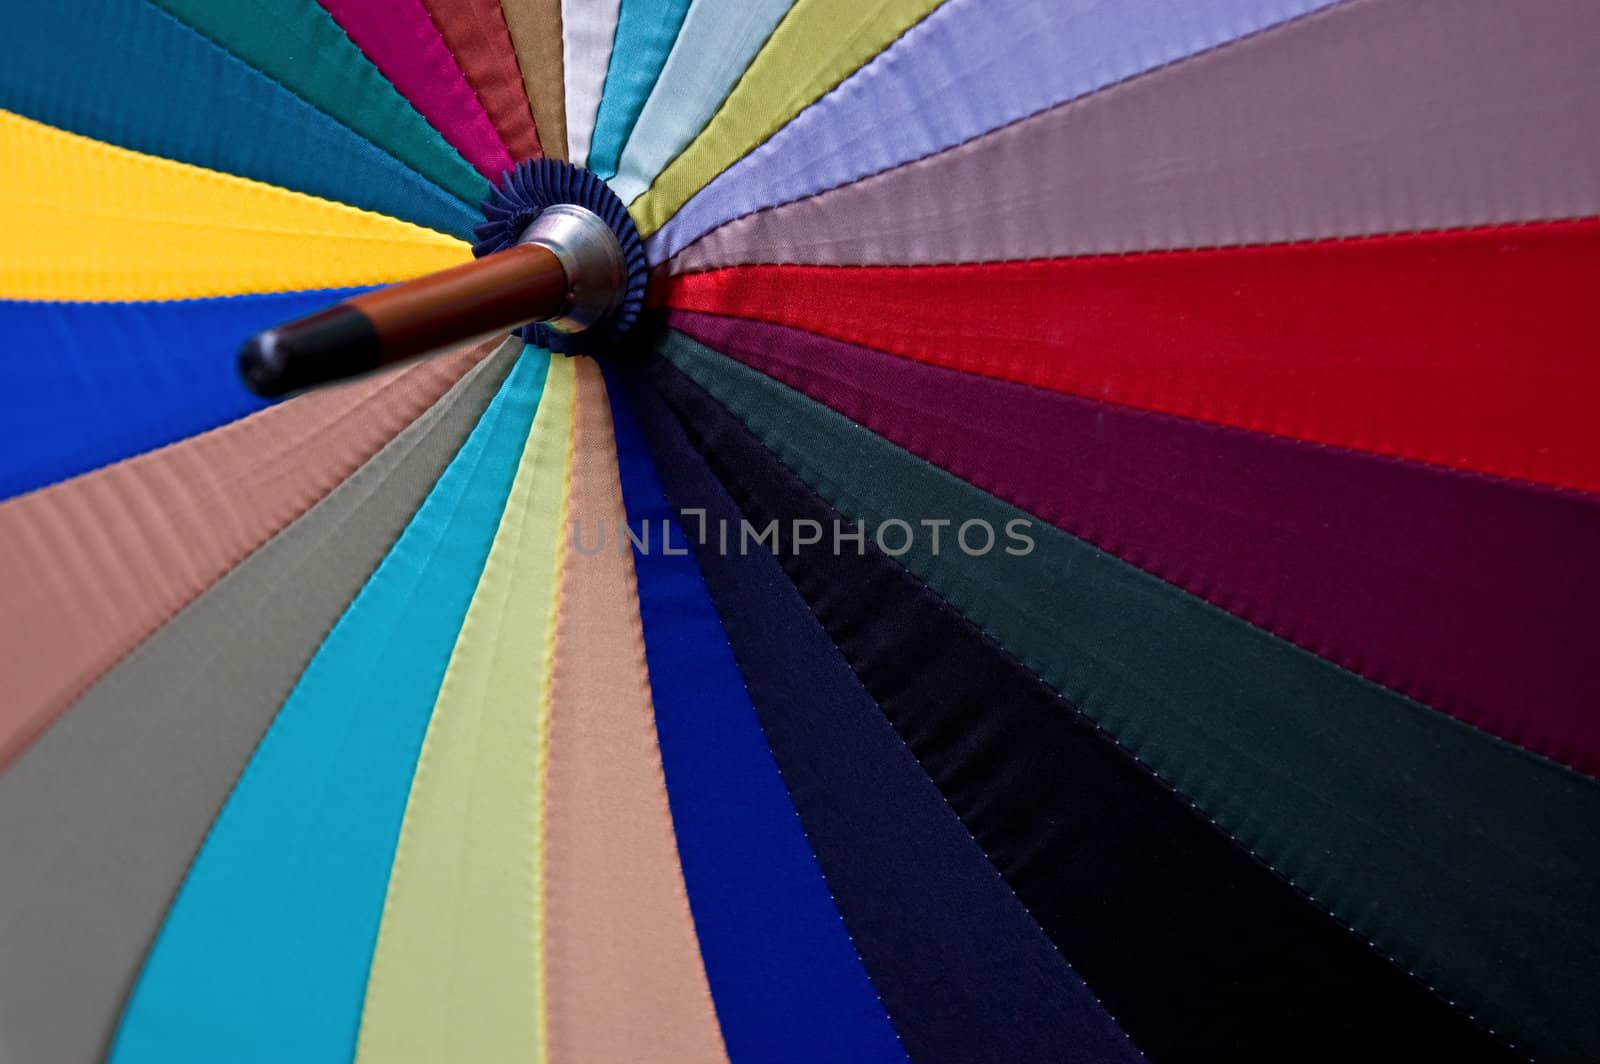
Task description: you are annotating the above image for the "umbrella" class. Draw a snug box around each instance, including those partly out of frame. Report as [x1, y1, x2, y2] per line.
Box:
[1, 1, 1597, 1062]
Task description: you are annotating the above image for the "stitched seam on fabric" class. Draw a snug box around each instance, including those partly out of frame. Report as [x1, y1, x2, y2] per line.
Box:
[659, 385, 1152, 1062]
[692, 325, 1600, 780]
[635, 0, 945, 232]
[660, 356, 1529, 1058]
[602, 423, 732, 1051]
[417, 3, 513, 165]
[653, 0, 1344, 246]
[142, 1, 476, 216]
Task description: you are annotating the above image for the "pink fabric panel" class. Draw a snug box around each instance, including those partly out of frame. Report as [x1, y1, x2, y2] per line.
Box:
[321, 0, 515, 178]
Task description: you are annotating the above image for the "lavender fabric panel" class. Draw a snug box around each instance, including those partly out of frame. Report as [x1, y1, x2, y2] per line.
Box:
[672, 311, 1600, 778]
[669, 0, 1600, 271]
[644, 0, 1337, 265]
[320, 0, 515, 179]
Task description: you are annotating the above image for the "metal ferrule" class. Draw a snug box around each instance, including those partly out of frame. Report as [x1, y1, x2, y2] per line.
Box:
[517, 203, 627, 335]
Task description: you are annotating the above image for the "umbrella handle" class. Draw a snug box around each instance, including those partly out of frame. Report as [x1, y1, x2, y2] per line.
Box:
[239, 204, 626, 398]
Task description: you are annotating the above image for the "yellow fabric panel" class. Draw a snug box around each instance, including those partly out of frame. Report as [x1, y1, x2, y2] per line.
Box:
[628, 0, 945, 235]
[0, 108, 470, 300]
[354, 353, 575, 1064]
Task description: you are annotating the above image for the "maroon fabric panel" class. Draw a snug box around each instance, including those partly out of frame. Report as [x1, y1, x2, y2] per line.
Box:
[670, 311, 1600, 777]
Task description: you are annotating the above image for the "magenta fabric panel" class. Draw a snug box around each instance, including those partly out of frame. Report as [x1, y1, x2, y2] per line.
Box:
[671, 311, 1600, 778]
[320, 0, 515, 179]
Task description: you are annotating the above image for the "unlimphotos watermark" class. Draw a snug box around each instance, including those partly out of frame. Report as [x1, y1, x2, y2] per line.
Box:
[571, 514, 1035, 558]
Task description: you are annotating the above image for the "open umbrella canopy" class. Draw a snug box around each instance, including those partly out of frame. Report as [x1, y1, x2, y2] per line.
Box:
[1, 1, 1598, 1063]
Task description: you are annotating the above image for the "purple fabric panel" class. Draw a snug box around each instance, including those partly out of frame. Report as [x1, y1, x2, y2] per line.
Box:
[668, 0, 1600, 272]
[320, 0, 515, 179]
[670, 310, 1600, 778]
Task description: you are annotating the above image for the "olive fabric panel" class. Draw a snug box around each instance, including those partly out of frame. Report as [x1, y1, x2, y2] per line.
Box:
[621, 366, 1147, 1064]
[646, 352, 1524, 1064]
[628, 0, 942, 237]
[111, 350, 549, 1064]
[668, 0, 1600, 271]
[502, 0, 569, 159]
[0, 342, 516, 1064]
[607, 0, 793, 204]
[661, 334, 1600, 1064]
[0, 110, 471, 301]
[0, 0, 480, 236]
[420, 0, 544, 160]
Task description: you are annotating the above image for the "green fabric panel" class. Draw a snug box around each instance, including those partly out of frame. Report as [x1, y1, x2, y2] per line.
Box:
[660, 333, 1600, 1064]
[149, 0, 489, 210]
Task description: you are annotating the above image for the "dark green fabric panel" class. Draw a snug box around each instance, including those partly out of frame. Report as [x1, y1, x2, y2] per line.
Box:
[660, 332, 1600, 1064]
[0, 342, 518, 1064]
[148, 0, 490, 208]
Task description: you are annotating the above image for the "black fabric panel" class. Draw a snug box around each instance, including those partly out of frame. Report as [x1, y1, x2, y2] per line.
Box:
[620, 368, 1145, 1064]
[642, 355, 1519, 1064]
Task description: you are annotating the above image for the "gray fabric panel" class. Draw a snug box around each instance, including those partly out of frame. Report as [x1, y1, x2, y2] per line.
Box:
[670, 0, 1600, 272]
[0, 339, 521, 1064]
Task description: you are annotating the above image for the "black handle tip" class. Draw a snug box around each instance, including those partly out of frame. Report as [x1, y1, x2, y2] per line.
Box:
[238, 305, 384, 399]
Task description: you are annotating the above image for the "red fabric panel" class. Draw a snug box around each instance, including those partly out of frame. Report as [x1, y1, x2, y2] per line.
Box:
[661, 219, 1600, 494]
[422, 0, 542, 161]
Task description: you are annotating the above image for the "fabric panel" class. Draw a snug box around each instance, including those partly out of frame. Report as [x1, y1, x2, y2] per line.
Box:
[663, 221, 1600, 494]
[355, 358, 573, 1063]
[646, 352, 1525, 1064]
[670, 0, 1600, 271]
[318, 0, 517, 178]
[606, 370, 908, 1064]
[148, 0, 488, 202]
[421, 0, 544, 160]
[110, 351, 549, 1064]
[560, 0, 621, 166]
[0, 0, 479, 236]
[661, 334, 1600, 1064]
[0, 342, 517, 1064]
[1, 111, 470, 301]
[0, 343, 488, 771]
[628, 0, 941, 236]
[543, 359, 727, 1064]
[645, 0, 1336, 263]
[608, 0, 792, 204]
[501, 0, 569, 159]
[0, 290, 367, 500]
[623, 367, 1147, 1064]
[673, 311, 1600, 778]
[583, 0, 693, 179]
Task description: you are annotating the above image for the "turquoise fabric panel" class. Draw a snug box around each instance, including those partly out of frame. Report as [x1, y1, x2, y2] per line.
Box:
[0, 0, 480, 237]
[608, 0, 794, 204]
[584, 0, 693, 179]
[110, 349, 548, 1064]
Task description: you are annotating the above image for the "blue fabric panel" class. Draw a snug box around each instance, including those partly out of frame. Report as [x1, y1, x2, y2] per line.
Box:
[0, 291, 366, 500]
[619, 364, 1145, 1064]
[110, 348, 548, 1064]
[604, 366, 907, 1064]
[646, 0, 1338, 263]
[584, 0, 693, 180]
[0, 0, 480, 238]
